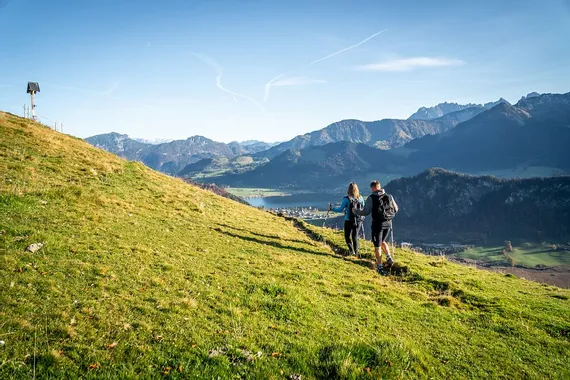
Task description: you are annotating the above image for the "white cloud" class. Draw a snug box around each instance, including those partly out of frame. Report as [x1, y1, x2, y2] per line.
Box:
[270, 76, 327, 87]
[357, 57, 465, 72]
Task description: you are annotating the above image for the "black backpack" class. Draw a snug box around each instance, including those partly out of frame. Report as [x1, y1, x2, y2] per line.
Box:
[371, 193, 397, 222]
[346, 196, 364, 226]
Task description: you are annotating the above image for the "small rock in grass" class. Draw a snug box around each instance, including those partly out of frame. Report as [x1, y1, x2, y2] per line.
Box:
[290, 375, 302, 380]
[0, 340, 5, 346]
[39, 200, 47, 205]
[208, 348, 226, 358]
[25, 243, 43, 253]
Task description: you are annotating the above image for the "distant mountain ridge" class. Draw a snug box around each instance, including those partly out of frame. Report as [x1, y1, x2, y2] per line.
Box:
[402, 92, 570, 174]
[85, 133, 274, 174]
[255, 111, 475, 160]
[408, 98, 510, 120]
[214, 92, 570, 189]
[85, 132, 149, 156]
[256, 98, 513, 161]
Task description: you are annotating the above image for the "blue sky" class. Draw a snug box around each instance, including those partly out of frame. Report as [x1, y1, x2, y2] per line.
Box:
[1, 0, 569, 142]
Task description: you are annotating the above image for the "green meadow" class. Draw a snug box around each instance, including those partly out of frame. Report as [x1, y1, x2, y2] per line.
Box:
[1, 112, 569, 379]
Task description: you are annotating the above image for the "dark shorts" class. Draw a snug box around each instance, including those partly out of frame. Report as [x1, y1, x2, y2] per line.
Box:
[371, 225, 391, 248]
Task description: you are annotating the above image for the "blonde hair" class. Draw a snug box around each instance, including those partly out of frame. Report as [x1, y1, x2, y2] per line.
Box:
[347, 182, 360, 200]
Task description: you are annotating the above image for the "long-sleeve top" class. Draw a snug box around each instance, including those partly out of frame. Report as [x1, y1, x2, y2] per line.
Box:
[357, 189, 398, 227]
[331, 195, 364, 221]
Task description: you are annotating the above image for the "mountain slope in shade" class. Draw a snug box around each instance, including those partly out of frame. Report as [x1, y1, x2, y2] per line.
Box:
[403, 93, 570, 174]
[384, 168, 570, 244]
[215, 141, 404, 189]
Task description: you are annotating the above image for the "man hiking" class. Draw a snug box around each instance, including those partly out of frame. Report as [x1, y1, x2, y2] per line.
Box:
[329, 182, 365, 256]
[353, 181, 398, 274]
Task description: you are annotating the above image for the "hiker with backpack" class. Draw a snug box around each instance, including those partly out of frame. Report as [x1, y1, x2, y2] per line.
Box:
[353, 181, 398, 274]
[329, 182, 365, 256]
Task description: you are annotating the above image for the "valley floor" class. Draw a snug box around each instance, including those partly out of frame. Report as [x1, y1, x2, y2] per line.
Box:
[454, 262, 570, 289]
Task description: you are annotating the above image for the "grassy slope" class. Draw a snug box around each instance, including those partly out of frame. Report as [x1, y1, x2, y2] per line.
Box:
[0, 112, 569, 379]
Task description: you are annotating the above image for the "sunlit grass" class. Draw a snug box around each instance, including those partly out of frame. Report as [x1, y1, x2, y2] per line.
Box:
[1, 112, 569, 379]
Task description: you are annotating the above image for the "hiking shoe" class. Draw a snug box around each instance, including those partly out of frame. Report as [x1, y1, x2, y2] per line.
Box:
[376, 264, 386, 275]
[386, 256, 394, 267]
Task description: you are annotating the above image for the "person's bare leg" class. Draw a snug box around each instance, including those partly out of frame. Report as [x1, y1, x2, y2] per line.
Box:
[382, 240, 394, 265]
[381, 241, 391, 257]
[374, 247, 382, 267]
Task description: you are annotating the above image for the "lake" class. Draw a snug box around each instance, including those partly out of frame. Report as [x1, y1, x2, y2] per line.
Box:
[246, 193, 343, 210]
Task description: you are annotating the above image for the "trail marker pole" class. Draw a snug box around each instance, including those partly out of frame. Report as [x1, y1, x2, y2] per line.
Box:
[26, 82, 40, 121]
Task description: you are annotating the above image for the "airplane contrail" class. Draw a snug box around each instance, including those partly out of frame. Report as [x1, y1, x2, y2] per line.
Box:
[264, 29, 387, 102]
[193, 52, 263, 108]
[264, 73, 289, 102]
[309, 29, 387, 65]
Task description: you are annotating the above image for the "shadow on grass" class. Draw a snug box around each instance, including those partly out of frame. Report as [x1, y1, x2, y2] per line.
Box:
[213, 227, 323, 256]
[217, 223, 308, 244]
[521, 249, 555, 255]
[313, 341, 413, 379]
[213, 227, 374, 270]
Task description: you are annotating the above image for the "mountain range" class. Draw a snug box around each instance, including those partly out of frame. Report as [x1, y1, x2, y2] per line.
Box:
[85, 92, 566, 186]
[86, 96, 506, 173]
[400, 92, 570, 174]
[408, 98, 510, 120]
[255, 107, 487, 160]
[213, 92, 570, 189]
[85, 133, 274, 174]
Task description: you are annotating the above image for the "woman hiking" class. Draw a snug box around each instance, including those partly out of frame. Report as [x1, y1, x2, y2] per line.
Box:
[329, 182, 365, 256]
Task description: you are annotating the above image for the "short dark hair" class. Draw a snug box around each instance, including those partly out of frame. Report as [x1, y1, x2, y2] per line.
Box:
[370, 180, 381, 189]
